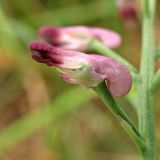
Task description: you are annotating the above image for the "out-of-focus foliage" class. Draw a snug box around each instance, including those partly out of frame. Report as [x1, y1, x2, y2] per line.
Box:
[0, 0, 159, 160]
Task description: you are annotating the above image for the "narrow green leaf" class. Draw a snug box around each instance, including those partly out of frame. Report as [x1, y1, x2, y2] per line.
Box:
[120, 118, 146, 151]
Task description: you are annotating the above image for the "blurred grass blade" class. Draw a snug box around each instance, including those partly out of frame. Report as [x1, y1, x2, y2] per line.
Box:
[10, 19, 36, 45]
[0, 87, 96, 154]
[0, 4, 22, 52]
[26, 0, 116, 26]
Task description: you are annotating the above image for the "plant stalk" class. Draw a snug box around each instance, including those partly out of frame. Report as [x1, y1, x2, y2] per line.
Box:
[138, 0, 158, 159]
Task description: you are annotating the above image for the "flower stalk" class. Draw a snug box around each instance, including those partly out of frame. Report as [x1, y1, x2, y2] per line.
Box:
[93, 81, 145, 151]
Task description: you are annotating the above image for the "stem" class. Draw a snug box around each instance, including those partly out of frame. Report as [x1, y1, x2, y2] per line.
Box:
[93, 82, 145, 151]
[89, 40, 138, 81]
[138, 0, 158, 159]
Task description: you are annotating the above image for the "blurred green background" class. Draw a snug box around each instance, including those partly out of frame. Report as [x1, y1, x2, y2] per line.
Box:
[0, 0, 160, 160]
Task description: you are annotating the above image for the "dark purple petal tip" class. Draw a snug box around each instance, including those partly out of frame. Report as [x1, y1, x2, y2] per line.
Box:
[38, 26, 61, 46]
[28, 41, 62, 66]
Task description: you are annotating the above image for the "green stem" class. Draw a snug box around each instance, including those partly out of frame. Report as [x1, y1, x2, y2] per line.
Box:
[93, 82, 145, 151]
[89, 40, 138, 81]
[141, 0, 150, 15]
[138, 0, 158, 159]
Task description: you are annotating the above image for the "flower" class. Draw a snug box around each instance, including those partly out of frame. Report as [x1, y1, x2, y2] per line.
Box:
[29, 41, 132, 97]
[116, 0, 137, 25]
[38, 26, 121, 51]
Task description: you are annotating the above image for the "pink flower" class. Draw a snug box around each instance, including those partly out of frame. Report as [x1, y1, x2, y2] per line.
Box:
[29, 41, 132, 97]
[38, 26, 121, 51]
[116, 0, 137, 22]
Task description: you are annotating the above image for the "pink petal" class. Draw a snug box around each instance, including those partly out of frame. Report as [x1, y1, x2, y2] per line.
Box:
[89, 54, 132, 96]
[89, 28, 122, 48]
[38, 27, 62, 46]
[29, 40, 63, 66]
[60, 73, 77, 84]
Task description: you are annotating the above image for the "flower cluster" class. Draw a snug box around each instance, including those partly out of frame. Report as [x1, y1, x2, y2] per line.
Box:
[29, 26, 132, 97]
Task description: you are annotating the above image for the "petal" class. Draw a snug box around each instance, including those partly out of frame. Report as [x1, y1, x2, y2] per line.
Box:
[38, 26, 121, 50]
[29, 41, 90, 69]
[89, 54, 132, 96]
[60, 73, 77, 84]
[38, 26, 92, 51]
[62, 26, 122, 48]
[38, 26, 63, 46]
[28, 40, 63, 66]
[105, 63, 132, 97]
[60, 38, 90, 51]
[89, 28, 122, 48]
[62, 26, 91, 37]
